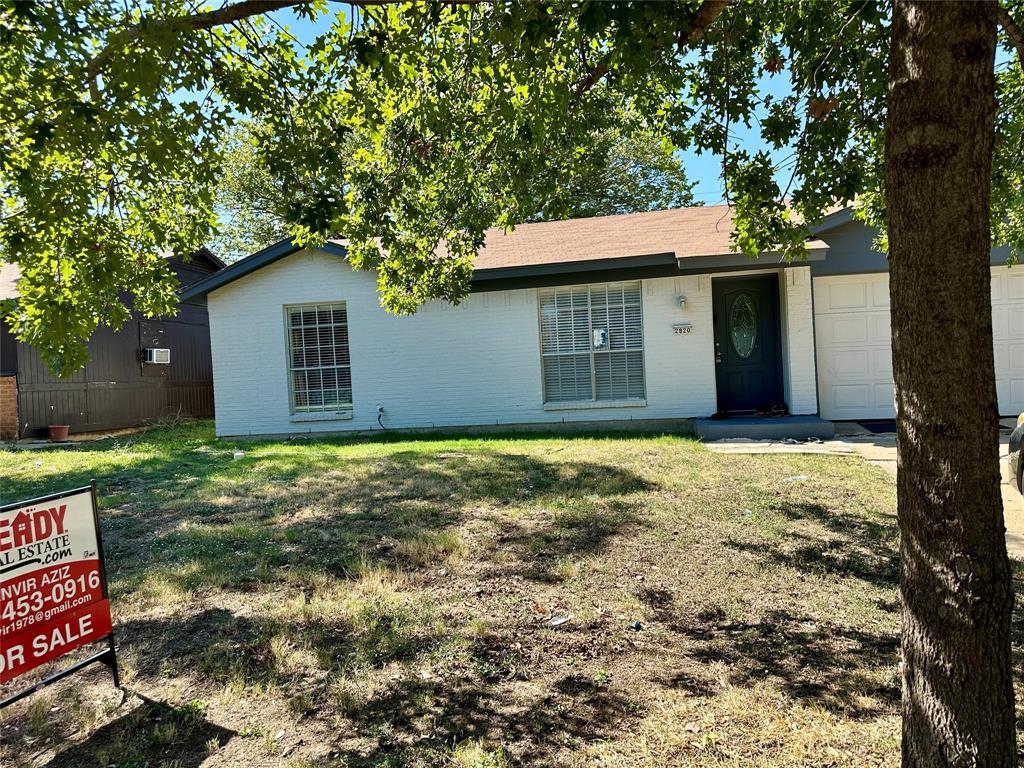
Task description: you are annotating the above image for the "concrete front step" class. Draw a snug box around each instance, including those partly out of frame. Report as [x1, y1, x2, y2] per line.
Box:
[694, 415, 835, 442]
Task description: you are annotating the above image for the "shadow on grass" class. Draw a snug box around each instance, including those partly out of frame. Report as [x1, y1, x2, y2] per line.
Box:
[0, 424, 906, 761]
[725, 501, 899, 588]
[337, 672, 634, 766]
[664, 499, 902, 717]
[1, 434, 655, 749]
[634, 576, 900, 717]
[679, 609, 898, 717]
[2, 423, 659, 598]
[95, 449, 655, 598]
[110, 607, 635, 765]
[43, 697, 234, 768]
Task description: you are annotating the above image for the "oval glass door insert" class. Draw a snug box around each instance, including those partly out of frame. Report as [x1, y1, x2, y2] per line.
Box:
[730, 294, 757, 358]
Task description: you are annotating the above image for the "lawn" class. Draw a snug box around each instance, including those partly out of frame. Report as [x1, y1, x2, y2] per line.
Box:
[0, 421, 908, 766]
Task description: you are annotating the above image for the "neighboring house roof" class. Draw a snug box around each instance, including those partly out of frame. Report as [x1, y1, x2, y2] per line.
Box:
[173, 247, 228, 273]
[0, 248, 224, 302]
[0, 262, 20, 301]
[180, 204, 839, 301]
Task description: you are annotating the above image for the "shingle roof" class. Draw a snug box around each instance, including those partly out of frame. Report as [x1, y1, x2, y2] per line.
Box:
[472, 205, 746, 269]
[0, 250, 223, 302]
[181, 204, 838, 300]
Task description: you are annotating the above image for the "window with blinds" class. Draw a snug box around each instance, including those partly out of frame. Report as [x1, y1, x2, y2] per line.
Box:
[538, 282, 645, 403]
[285, 303, 352, 413]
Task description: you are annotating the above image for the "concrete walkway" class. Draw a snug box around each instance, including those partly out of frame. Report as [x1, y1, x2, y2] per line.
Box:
[706, 420, 1024, 558]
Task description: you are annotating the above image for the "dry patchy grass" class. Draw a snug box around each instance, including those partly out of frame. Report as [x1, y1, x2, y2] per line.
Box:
[0, 421, 921, 766]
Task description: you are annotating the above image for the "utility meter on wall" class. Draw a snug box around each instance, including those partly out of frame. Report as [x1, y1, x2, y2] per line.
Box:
[593, 328, 608, 349]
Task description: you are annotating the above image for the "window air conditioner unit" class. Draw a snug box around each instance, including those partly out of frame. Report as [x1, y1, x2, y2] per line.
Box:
[143, 348, 171, 364]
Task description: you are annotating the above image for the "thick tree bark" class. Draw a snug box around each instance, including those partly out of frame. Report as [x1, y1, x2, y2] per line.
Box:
[886, 2, 1015, 766]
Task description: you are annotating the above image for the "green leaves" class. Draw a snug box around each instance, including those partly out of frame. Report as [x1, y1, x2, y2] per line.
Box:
[0, 0, 994, 375]
[0, 0, 327, 373]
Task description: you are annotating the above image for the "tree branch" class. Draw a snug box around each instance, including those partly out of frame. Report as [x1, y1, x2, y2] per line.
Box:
[996, 4, 1024, 73]
[572, 0, 729, 97]
[85, 0, 485, 83]
[87, 1, 309, 82]
[678, 0, 730, 47]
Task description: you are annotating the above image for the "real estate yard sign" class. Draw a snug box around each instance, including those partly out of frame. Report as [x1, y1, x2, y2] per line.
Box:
[0, 482, 119, 707]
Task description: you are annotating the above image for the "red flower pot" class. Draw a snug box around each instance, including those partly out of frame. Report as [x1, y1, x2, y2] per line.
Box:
[47, 424, 70, 442]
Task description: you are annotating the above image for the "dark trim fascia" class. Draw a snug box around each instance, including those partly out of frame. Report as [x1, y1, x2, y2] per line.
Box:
[179, 239, 348, 301]
[182, 238, 829, 300]
[472, 262, 684, 292]
[472, 251, 678, 283]
[470, 250, 826, 293]
[676, 250, 826, 271]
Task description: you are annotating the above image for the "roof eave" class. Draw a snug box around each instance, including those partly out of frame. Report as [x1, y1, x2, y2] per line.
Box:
[808, 206, 856, 235]
[178, 238, 348, 301]
[472, 251, 678, 282]
[673, 243, 829, 271]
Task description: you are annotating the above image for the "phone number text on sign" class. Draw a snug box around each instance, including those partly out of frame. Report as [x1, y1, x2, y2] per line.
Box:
[0, 488, 112, 684]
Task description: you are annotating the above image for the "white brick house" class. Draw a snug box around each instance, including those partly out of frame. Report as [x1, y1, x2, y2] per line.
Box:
[181, 205, 1024, 437]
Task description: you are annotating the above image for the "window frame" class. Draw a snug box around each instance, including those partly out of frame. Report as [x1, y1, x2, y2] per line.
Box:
[536, 281, 647, 406]
[283, 301, 353, 417]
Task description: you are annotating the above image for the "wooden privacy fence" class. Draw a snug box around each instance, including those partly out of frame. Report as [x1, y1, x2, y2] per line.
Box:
[13, 303, 214, 436]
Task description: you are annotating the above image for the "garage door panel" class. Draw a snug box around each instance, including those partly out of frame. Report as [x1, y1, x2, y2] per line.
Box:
[814, 274, 894, 420]
[871, 281, 889, 308]
[1008, 273, 1024, 300]
[829, 317, 869, 344]
[1009, 311, 1024, 337]
[873, 349, 893, 377]
[1009, 342, 1024, 372]
[828, 282, 868, 310]
[995, 344, 1009, 372]
[834, 384, 870, 409]
[816, 269, 1024, 419]
[994, 270, 1024, 415]
[872, 314, 891, 342]
[992, 275, 1003, 301]
[833, 349, 869, 376]
[873, 384, 896, 410]
[993, 307, 1009, 337]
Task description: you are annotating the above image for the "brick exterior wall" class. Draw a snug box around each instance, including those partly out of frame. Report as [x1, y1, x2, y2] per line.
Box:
[207, 249, 819, 437]
[0, 375, 17, 440]
[780, 266, 819, 416]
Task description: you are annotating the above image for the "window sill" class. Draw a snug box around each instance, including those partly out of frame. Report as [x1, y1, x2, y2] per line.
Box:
[289, 410, 354, 423]
[543, 399, 647, 412]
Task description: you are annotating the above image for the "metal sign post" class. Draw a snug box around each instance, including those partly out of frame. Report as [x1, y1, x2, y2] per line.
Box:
[0, 480, 119, 708]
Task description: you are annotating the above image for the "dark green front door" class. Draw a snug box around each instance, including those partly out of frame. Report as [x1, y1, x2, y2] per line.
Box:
[712, 274, 784, 414]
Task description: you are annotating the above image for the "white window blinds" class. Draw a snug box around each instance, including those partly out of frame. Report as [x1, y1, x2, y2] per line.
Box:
[539, 282, 645, 403]
[286, 303, 352, 412]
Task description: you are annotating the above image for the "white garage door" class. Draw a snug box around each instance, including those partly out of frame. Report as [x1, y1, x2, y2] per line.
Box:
[813, 274, 894, 420]
[992, 267, 1024, 415]
[814, 268, 1024, 420]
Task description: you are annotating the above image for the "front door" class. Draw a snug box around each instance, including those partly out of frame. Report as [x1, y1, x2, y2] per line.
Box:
[712, 274, 784, 414]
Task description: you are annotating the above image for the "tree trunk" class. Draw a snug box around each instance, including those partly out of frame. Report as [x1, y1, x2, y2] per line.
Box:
[885, 2, 1016, 765]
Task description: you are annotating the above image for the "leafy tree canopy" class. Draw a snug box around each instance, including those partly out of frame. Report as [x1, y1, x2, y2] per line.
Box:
[0, 0, 1018, 370]
[211, 119, 698, 263]
[525, 126, 698, 221]
[207, 124, 292, 264]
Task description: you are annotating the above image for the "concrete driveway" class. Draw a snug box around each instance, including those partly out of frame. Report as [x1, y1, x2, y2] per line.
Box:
[707, 420, 1024, 558]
